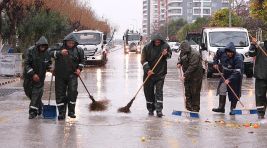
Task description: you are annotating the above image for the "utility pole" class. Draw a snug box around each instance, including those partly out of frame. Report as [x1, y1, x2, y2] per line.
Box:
[166, 0, 169, 41]
[200, 0, 203, 18]
[147, 0, 151, 39]
[229, 0, 232, 27]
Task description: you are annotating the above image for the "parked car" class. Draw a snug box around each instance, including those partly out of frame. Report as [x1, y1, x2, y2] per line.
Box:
[168, 42, 180, 52]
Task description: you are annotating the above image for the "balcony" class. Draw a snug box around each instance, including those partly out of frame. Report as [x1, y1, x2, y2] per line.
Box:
[168, 0, 183, 3]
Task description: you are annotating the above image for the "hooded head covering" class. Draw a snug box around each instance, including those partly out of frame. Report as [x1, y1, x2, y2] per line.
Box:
[35, 36, 48, 46]
[225, 42, 236, 54]
[179, 41, 191, 55]
[63, 33, 79, 47]
[151, 33, 165, 45]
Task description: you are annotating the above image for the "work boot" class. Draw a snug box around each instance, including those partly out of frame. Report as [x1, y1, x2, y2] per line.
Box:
[258, 111, 265, 119]
[156, 111, 163, 118]
[29, 112, 37, 119]
[212, 95, 226, 113]
[68, 103, 76, 118]
[68, 113, 76, 118]
[37, 103, 43, 116]
[185, 98, 192, 111]
[148, 110, 154, 116]
[58, 104, 66, 120]
[191, 107, 200, 113]
[229, 101, 237, 115]
[58, 114, 66, 120]
[258, 115, 265, 120]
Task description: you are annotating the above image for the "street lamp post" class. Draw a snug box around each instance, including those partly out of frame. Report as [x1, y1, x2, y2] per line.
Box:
[165, 5, 169, 42]
[147, 0, 151, 39]
[229, 0, 232, 27]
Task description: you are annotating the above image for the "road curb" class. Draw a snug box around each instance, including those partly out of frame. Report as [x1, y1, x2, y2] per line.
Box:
[0, 77, 21, 87]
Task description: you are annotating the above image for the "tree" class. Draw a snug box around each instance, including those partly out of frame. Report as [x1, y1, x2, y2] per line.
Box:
[177, 17, 210, 41]
[209, 8, 242, 27]
[43, 0, 110, 33]
[0, 0, 111, 51]
[18, 10, 70, 50]
[250, 0, 267, 22]
[159, 19, 187, 41]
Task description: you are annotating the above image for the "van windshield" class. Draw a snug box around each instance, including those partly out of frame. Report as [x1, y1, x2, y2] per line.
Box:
[209, 31, 249, 47]
[75, 33, 101, 45]
[128, 34, 140, 41]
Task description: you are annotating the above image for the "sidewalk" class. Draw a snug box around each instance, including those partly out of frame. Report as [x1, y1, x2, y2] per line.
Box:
[0, 76, 21, 86]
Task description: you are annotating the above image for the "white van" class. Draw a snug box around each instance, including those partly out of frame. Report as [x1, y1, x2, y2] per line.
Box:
[201, 27, 253, 78]
[73, 30, 108, 66]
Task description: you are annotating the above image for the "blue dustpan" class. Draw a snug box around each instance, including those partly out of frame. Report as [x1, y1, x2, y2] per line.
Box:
[172, 110, 200, 118]
[43, 105, 57, 119]
[232, 108, 257, 115]
[43, 75, 57, 119]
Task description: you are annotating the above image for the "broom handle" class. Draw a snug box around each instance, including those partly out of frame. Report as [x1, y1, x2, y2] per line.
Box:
[66, 54, 95, 102]
[133, 54, 165, 98]
[48, 73, 53, 105]
[249, 35, 267, 57]
[216, 68, 245, 107]
[78, 75, 95, 101]
[179, 67, 187, 110]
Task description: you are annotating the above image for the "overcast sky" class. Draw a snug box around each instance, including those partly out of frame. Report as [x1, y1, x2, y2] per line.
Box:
[88, 0, 143, 39]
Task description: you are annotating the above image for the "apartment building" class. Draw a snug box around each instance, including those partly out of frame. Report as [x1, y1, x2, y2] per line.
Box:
[143, 0, 230, 35]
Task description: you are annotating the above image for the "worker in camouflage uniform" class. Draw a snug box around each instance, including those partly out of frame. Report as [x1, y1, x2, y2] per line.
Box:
[177, 41, 203, 112]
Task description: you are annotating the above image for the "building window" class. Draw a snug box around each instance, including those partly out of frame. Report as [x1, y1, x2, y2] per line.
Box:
[187, 9, 193, 14]
[203, 8, 211, 15]
[168, 7, 183, 15]
[169, 10, 182, 15]
[168, 2, 182, 7]
[187, 2, 192, 7]
[193, 2, 201, 7]
[193, 7, 201, 15]
[203, 2, 211, 7]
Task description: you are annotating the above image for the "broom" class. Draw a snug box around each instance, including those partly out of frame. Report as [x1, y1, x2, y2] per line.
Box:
[66, 55, 109, 111]
[78, 75, 109, 111]
[118, 53, 164, 113]
[216, 68, 257, 115]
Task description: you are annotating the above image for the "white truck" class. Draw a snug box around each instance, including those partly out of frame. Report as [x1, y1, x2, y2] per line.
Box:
[201, 27, 254, 78]
[123, 30, 142, 54]
[73, 30, 108, 66]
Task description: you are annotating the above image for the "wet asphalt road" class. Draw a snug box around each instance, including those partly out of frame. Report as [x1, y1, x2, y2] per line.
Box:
[0, 45, 267, 148]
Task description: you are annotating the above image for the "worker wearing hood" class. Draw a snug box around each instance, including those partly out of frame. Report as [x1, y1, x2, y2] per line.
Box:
[141, 33, 172, 117]
[212, 42, 244, 115]
[50, 33, 85, 120]
[249, 38, 267, 119]
[177, 41, 203, 112]
[23, 36, 52, 119]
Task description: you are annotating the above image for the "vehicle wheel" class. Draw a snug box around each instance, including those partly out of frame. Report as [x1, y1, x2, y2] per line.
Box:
[207, 71, 213, 78]
[246, 71, 253, 78]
